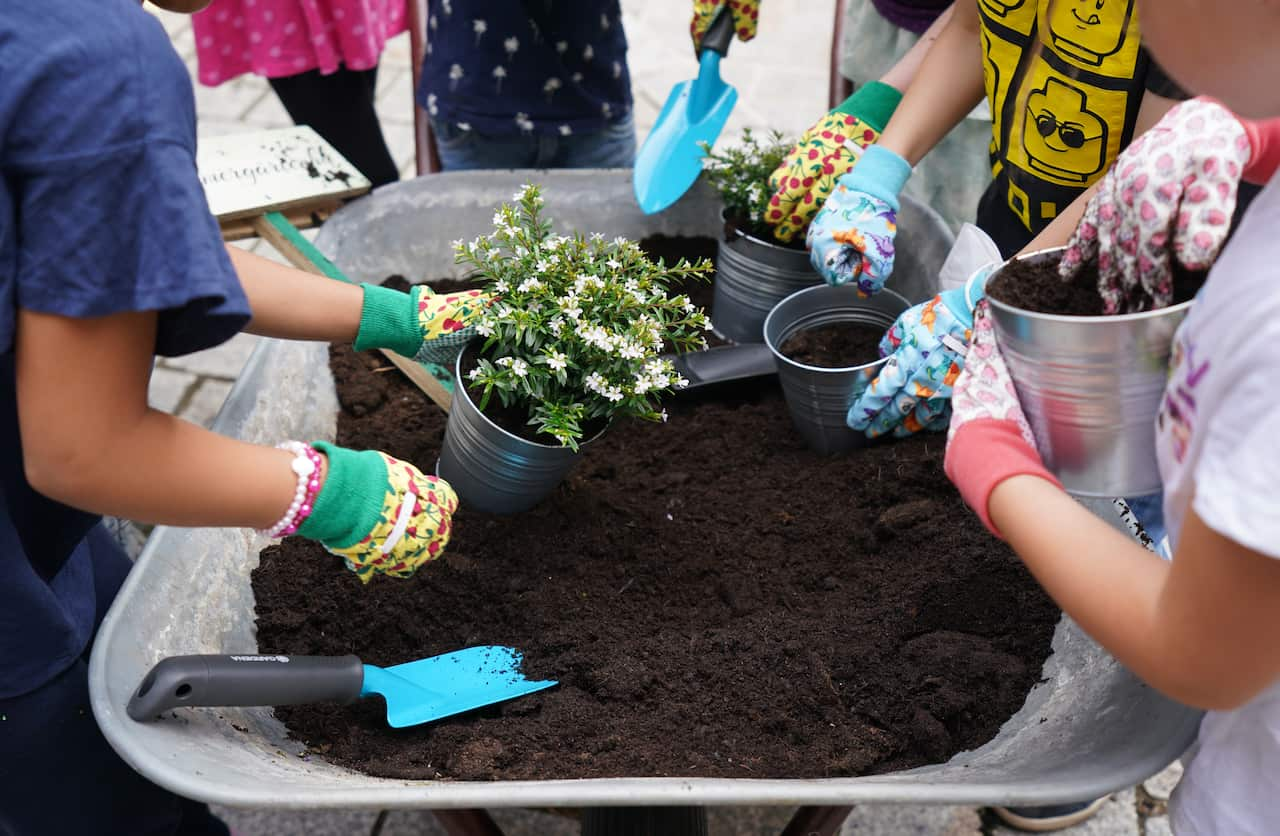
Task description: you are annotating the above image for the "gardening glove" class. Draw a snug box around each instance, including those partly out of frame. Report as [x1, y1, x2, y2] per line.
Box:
[297, 442, 459, 583]
[805, 144, 911, 294]
[765, 82, 903, 243]
[848, 264, 995, 439]
[690, 0, 759, 51]
[354, 283, 491, 366]
[1058, 98, 1279, 314]
[943, 301, 1061, 538]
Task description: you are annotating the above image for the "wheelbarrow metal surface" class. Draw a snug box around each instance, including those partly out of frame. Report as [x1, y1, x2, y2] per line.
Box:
[88, 170, 1197, 810]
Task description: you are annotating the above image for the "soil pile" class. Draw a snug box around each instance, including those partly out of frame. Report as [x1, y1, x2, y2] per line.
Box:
[779, 322, 885, 368]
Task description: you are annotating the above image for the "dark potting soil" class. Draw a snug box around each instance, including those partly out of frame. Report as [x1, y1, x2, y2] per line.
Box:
[251, 337, 1060, 781]
[778, 322, 885, 368]
[987, 255, 1207, 316]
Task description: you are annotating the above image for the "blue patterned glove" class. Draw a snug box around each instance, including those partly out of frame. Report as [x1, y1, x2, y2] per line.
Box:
[806, 144, 911, 294]
[847, 265, 994, 438]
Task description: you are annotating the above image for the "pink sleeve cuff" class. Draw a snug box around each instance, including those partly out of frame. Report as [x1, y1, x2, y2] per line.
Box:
[944, 419, 1062, 539]
[1240, 116, 1280, 185]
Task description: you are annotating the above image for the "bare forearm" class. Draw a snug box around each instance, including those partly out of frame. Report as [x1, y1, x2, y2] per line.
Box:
[876, 2, 984, 164]
[879, 5, 955, 93]
[230, 245, 363, 342]
[990, 476, 1278, 709]
[1018, 182, 1097, 254]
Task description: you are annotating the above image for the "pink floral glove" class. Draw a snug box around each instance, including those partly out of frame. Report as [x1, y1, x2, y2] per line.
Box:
[944, 301, 1061, 537]
[1058, 98, 1251, 314]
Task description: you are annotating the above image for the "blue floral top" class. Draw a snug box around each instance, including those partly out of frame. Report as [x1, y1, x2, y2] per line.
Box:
[418, 0, 633, 138]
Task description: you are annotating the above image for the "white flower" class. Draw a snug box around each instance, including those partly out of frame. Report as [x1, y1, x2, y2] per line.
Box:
[590, 232, 605, 242]
[604, 386, 624, 402]
[675, 376, 690, 389]
[618, 340, 645, 360]
[476, 321, 495, 337]
[612, 236, 628, 247]
[585, 371, 608, 394]
[492, 210, 505, 226]
[511, 358, 529, 377]
[496, 356, 513, 367]
[545, 351, 567, 371]
[549, 317, 564, 335]
[683, 298, 696, 313]
[517, 277, 542, 292]
[606, 258, 622, 270]
[535, 259, 551, 274]
[467, 241, 479, 254]
[493, 279, 510, 293]
[468, 368, 482, 380]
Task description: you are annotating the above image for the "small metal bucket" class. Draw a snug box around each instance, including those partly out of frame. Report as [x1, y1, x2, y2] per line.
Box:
[436, 350, 597, 514]
[988, 248, 1192, 497]
[764, 284, 909, 455]
[713, 220, 821, 343]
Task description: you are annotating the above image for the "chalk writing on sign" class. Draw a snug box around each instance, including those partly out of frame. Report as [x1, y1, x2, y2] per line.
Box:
[197, 125, 371, 221]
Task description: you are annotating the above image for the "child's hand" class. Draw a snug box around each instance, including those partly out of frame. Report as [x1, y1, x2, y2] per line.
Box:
[764, 83, 902, 243]
[944, 301, 1061, 537]
[354, 283, 491, 366]
[848, 264, 995, 438]
[297, 443, 459, 583]
[805, 145, 911, 294]
[1059, 98, 1252, 314]
[689, 0, 759, 52]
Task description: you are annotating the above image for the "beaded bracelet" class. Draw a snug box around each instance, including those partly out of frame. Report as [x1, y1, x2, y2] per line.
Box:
[256, 441, 325, 538]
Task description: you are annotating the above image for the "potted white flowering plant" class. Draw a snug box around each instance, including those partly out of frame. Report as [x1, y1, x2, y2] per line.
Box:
[700, 128, 820, 343]
[435, 184, 713, 514]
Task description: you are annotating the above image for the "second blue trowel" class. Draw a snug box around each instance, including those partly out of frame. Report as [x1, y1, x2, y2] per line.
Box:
[633, 6, 739, 214]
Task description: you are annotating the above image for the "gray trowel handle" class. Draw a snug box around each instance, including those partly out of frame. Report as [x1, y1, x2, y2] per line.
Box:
[127, 654, 364, 721]
[698, 3, 737, 58]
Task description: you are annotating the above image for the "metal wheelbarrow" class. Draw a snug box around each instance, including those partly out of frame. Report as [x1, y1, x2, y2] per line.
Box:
[89, 171, 1198, 833]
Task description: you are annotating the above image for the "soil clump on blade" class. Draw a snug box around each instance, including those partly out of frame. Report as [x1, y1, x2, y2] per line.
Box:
[251, 240, 1060, 782]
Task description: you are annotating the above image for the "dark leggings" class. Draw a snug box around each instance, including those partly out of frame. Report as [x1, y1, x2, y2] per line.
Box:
[0, 526, 229, 836]
[268, 65, 401, 189]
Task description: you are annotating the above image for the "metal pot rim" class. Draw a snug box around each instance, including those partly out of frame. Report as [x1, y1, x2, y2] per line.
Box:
[453, 346, 608, 451]
[721, 208, 797, 252]
[762, 285, 905, 374]
[987, 246, 1197, 324]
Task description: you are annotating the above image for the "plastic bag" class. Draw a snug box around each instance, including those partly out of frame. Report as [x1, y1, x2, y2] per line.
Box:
[936, 223, 1002, 294]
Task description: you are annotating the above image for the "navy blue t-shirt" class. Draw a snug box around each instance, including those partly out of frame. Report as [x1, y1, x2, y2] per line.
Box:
[0, 1, 249, 698]
[418, 0, 632, 137]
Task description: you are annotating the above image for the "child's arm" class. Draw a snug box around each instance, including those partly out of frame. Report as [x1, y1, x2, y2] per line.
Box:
[16, 306, 297, 529]
[990, 476, 1280, 711]
[874, 0, 984, 166]
[229, 246, 364, 342]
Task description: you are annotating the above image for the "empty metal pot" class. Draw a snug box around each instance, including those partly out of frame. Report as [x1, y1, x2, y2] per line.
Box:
[713, 220, 821, 343]
[764, 284, 909, 455]
[987, 247, 1192, 497]
[436, 350, 598, 514]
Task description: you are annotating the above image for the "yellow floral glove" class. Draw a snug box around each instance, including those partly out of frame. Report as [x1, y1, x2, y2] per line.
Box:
[765, 82, 902, 243]
[297, 443, 459, 583]
[690, 0, 759, 51]
[354, 283, 491, 366]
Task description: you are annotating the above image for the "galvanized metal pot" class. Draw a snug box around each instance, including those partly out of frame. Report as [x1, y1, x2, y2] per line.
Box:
[712, 219, 820, 343]
[764, 284, 909, 455]
[436, 349, 600, 514]
[988, 247, 1192, 497]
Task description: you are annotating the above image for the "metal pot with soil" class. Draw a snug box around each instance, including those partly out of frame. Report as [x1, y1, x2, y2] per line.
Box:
[764, 284, 910, 455]
[986, 246, 1198, 497]
[712, 214, 821, 343]
[436, 347, 604, 515]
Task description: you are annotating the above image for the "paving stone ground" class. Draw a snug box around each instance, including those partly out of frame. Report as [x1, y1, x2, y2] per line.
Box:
[139, 2, 1186, 832]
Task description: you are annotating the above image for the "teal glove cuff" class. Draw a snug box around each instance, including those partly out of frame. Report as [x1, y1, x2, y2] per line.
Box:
[354, 284, 423, 358]
[296, 442, 389, 549]
[940, 263, 995, 330]
[839, 144, 911, 208]
[835, 81, 903, 133]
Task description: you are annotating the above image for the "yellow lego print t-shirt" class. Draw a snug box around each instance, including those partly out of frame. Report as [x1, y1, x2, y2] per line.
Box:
[974, 0, 1178, 255]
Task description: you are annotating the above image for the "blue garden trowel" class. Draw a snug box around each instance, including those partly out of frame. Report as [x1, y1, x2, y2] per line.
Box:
[633, 6, 739, 214]
[126, 647, 556, 728]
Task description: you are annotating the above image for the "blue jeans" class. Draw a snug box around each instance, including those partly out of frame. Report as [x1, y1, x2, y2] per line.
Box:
[433, 114, 636, 170]
[0, 526, 229, 836]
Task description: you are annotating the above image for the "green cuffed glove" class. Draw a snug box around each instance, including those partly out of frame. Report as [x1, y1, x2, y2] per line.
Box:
[354, 283, 490, 366]
[764, 82, 903, 242]
[297, 442, 459, 583]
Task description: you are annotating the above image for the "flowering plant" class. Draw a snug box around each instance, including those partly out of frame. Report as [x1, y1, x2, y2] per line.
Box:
[700, 128, 793, 234]
[454, 185, 714, 450]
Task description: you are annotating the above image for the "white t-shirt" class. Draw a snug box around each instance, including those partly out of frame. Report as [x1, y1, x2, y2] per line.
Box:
[1155, 174, 1280, 835]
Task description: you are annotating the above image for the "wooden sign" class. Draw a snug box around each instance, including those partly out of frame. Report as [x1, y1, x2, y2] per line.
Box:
[197, 125, 371, 223]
